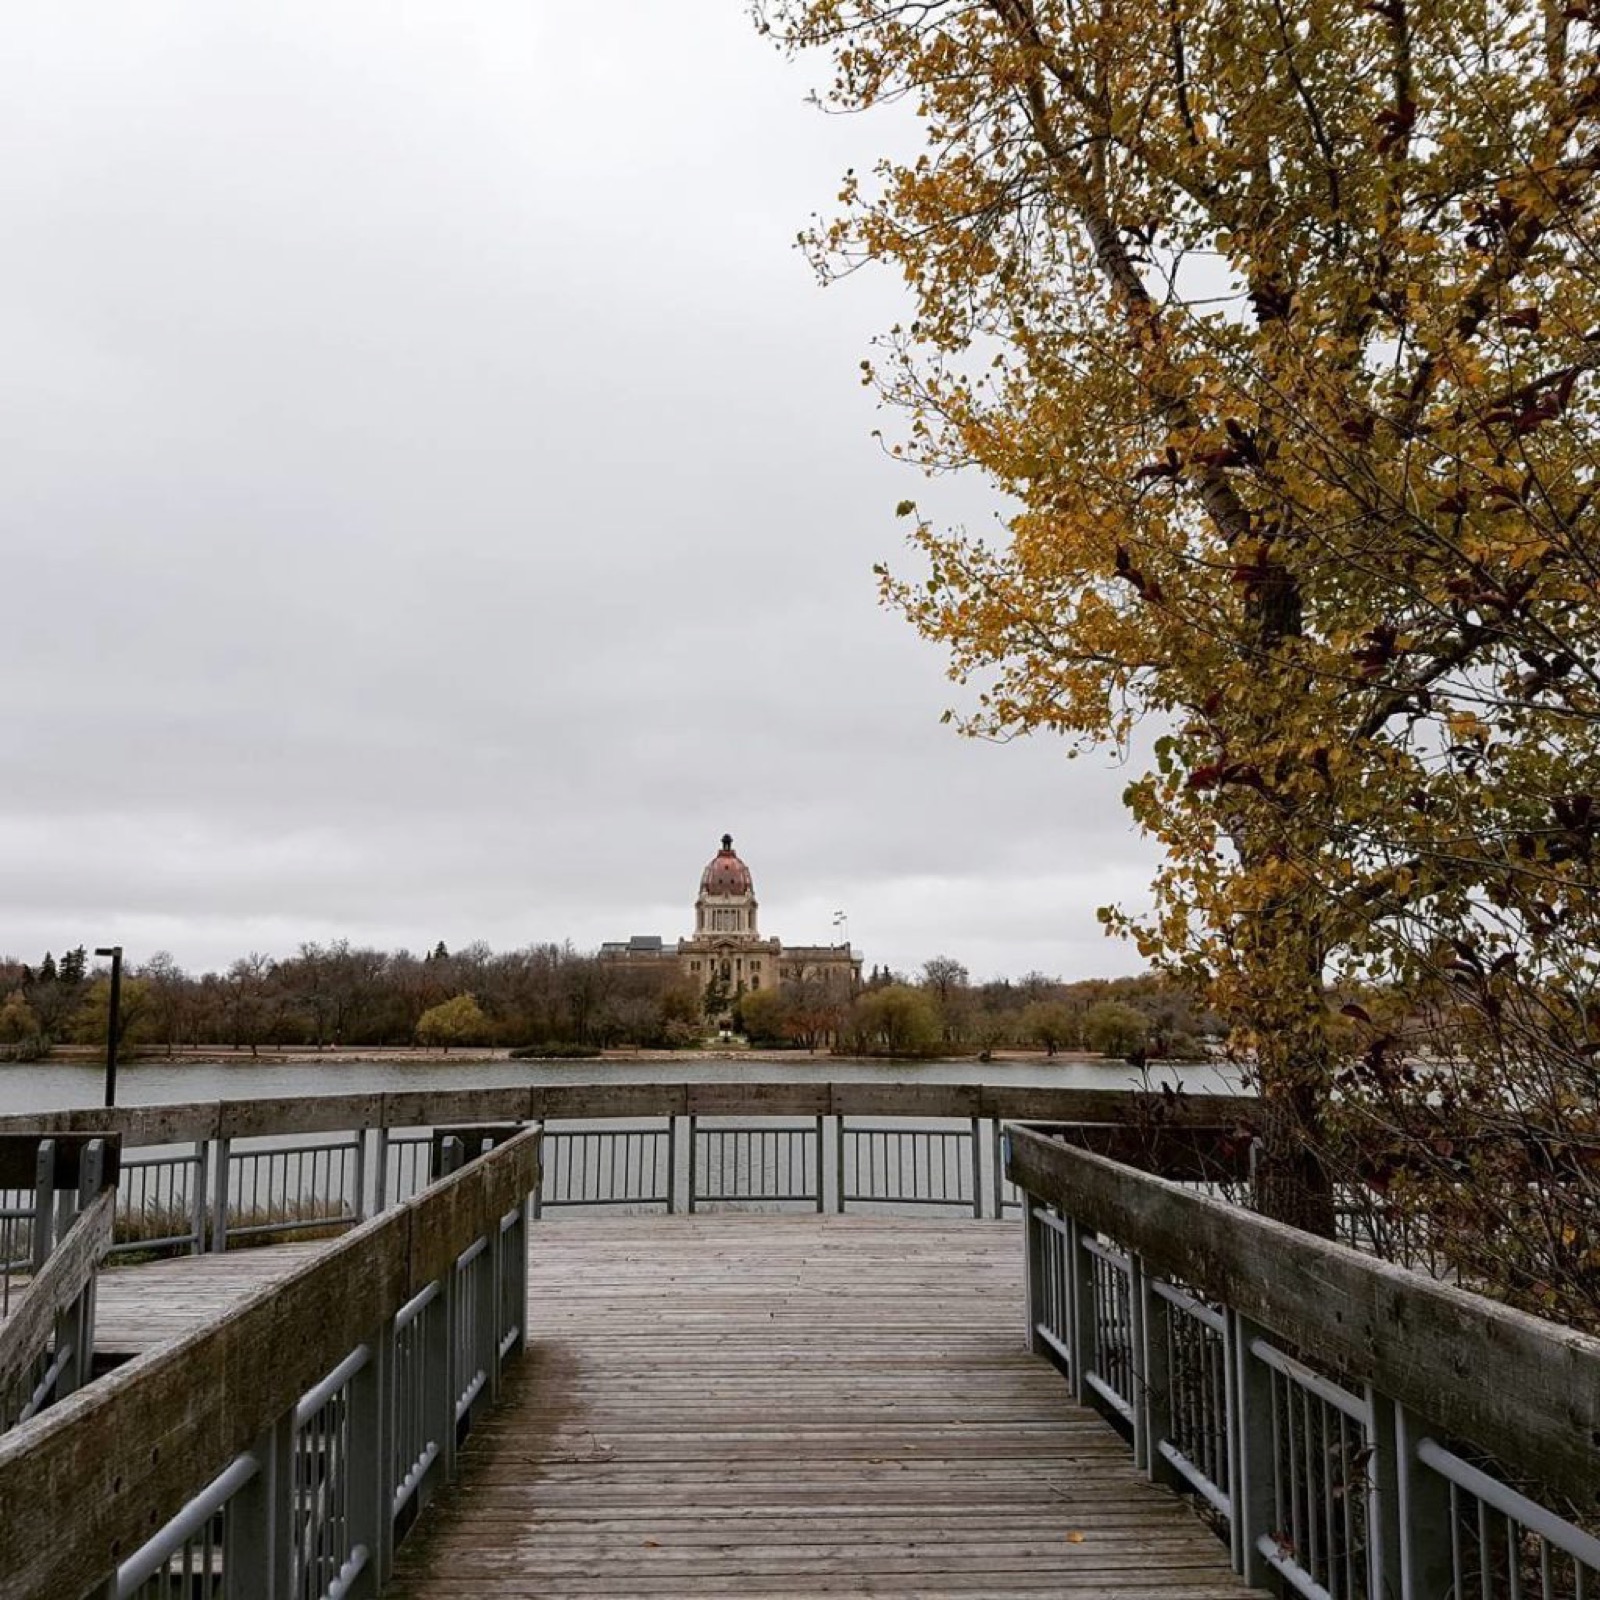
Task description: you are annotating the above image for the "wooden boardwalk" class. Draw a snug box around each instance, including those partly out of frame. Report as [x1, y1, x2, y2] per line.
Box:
[88, 1241, 328, 1357]
[388, 1214, 1260, 1599]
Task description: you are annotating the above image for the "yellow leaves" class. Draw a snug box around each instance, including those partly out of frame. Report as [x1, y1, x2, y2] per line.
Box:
[1447, 711, 1491, 745]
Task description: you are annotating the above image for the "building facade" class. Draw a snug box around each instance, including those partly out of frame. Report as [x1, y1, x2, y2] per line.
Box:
[600, 834, 861, 1013]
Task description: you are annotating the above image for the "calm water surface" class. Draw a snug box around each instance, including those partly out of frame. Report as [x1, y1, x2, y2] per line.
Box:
[0, 1055, 1243, 1116]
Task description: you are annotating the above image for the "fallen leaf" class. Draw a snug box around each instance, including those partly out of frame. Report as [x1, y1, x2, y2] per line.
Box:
[1066, 1531, 1086, 1544]
[643, 1539, 661, 1548]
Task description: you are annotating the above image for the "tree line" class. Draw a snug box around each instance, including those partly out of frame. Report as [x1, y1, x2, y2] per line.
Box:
[0, 940, 1211, 1061]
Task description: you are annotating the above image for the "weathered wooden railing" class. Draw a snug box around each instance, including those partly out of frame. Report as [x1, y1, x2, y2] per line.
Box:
[0, 1081, 1249, 1241]
[0, 1126, 539, 1600]
[0, 1136, 120, 1436]
[1007, 1122, 1600, 1600]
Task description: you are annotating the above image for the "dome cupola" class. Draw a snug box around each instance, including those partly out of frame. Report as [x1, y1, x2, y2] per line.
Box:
[700, 833, 753, 897]
[695, 833, 759, 938]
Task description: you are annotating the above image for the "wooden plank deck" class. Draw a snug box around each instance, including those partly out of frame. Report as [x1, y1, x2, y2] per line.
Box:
[90, 1241, 329, 1356]
[388, 1214, 1262, 1599]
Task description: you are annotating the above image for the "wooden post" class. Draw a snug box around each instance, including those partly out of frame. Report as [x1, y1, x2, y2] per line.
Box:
[991, 1120, 1005, 1220]
[1230, 1311, 1276, 1586]
[210, 1136, 231, 1254]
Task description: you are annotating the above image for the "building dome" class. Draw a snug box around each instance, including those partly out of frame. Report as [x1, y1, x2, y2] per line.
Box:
[699, 834, 753, 897]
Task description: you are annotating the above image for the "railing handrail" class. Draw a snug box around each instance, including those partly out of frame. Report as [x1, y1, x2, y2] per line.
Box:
[1005, 1119, 1600, 1508]
[0, 1078, 1252, 1147]
[0, 1125, 541, 1600]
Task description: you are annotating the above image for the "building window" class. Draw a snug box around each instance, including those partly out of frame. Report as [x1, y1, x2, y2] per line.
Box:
[751, 974, 760, 990]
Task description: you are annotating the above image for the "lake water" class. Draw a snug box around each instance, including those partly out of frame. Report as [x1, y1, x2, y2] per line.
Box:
[0, 1054, 1243, 1116]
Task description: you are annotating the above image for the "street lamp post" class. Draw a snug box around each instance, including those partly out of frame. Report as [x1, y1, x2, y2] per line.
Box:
[94, 945, 123, 1109]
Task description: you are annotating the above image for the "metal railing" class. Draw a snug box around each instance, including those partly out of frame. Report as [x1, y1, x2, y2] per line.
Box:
[1009, 1123, 1600, 1600]
[689, 1115, 825, 1211]
[0, 1127, 538, 1600]
[0, 1081, 1251, 1232]
[535, 1122, 675, 1214]
[838, 1119, 981, 1215]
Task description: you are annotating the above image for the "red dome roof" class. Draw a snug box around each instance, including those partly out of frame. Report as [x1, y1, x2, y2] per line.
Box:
[700, 834, 753, 897]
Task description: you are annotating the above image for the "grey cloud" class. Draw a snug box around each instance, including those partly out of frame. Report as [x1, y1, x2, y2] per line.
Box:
[1, 1, 1158, 983]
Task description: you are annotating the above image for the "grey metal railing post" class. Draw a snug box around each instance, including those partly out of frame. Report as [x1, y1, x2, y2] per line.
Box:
[481, 1222, 501, 1407]
[1230, 1311, 1275, 1586]
[225, 1410, 293, 1600]
[372, 1126, 390, 1215]
[1393, 1404, 1453, 1600]
[351, 1127, 368, 1224]
[990, 1121, 1005, 1219]
[1366, 1386, 1403, 1600]
[1022, 1193, 1044, 1355]
[425, 1266, 457, 1484]
[1137, 1262, 1180, 1488]
[834, 1116, 846, 1212]
[1066, 1216, 1096, 1404]
[969, 1117, 982, 1218]
[1127, 1251, 1150, 1472]
[687, 1115, 698, 1214]
[210, 1136, 231, 1253]
[31, 1139, 55, 1272]
[814, 1115, 825, 1213]
[515, 1199, 530, 1356]
[191, 1139, 209, 1254]
[346, 1317, 393, 1599]
[663, 1116, 676, 1215]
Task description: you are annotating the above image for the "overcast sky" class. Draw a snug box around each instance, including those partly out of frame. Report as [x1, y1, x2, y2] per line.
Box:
[0, 2, 1162, 983]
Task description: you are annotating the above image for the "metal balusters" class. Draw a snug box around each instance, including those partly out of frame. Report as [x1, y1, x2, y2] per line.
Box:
[1414, 1437, 1600, 1600]
[538, 1123, 674, 1212]
[109, 1146, 206, 1258]
[836, 1120, 981, 1213]
[1081, 1235, 1136, 1421]
[688, 1116, 824, 1210]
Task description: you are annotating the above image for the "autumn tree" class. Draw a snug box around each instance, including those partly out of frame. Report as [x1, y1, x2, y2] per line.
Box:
[1020, 999, 1077, 1056]
[415, 994, 490, 1052]
[851, 983, 941, 1056]
[0, 992, 40, 1047]
[759, 0, 1600, 1233]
